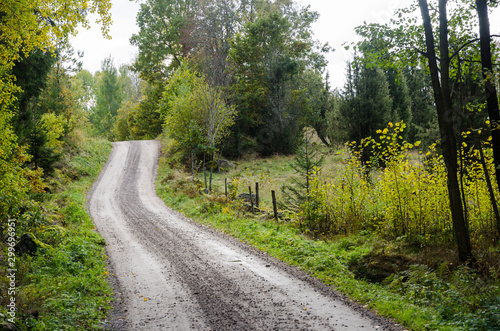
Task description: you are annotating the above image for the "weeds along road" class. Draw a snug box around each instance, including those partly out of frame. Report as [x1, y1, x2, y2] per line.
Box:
[88, 140, 400, 331]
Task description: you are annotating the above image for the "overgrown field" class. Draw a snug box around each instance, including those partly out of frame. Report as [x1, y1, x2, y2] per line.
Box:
[0, 136, 113, 330]
[156, 131, 500, 331]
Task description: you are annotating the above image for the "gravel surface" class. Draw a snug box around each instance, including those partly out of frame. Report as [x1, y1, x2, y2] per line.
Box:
[87, 140, 404, 331]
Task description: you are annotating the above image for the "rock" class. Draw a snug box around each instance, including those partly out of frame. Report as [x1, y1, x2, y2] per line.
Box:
[15, 233, 37, 256]
[217, 159, 236, 171]
[236, 193, 256, 203]
[0, 321, 18, 331]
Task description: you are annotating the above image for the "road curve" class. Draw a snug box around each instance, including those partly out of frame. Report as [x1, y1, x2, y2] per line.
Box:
[88, 140, 399, 330]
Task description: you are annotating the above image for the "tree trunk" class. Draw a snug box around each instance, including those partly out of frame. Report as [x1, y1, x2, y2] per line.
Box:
[477, 138, 500, 241]
[313, 123, 331, 147]
[418, 0, 474, 263]
[476, 0, 500, 238]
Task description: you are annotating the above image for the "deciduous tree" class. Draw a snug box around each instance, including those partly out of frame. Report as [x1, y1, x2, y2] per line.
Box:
[229, 9, 328, 155]
[91, 57, 122, 138]
[418, 0, 473, 262]
[476, 1, 500, 233]
[130, 0, 197, 82]
[0, 0, 111, 221]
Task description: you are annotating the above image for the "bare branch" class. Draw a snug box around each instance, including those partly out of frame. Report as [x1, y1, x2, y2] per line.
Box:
[414, 47, 428, 57]
[450, 38, 480, 60]
[450, 35, 500, 61]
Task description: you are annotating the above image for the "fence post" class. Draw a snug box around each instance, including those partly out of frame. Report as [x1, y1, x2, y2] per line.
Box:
[225, 178, 228, 197]
[249, 186, 254, 213]
[271, 190, 278, 223]
[255, 182, 259, 208]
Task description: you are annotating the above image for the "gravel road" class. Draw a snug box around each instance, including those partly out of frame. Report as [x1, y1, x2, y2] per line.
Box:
[87, 140, 402, 331]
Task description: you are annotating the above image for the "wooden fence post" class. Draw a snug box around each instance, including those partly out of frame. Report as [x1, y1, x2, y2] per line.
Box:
[249, 186, 254, 213]
[271, 190, 278, 223]
[255, 182, 259, 208]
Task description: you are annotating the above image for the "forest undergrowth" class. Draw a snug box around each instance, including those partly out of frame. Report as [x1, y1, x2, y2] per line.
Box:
[0, 134, 113, 330]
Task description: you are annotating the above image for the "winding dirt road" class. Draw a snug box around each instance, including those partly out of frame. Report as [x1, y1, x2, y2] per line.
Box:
[88, 140, 400, 330]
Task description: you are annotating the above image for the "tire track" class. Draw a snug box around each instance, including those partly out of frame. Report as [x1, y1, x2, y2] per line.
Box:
[88, 140, 401, 330]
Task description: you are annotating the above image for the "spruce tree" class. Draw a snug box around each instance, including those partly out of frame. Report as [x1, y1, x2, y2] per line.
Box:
[386, 69, 412, 138]
[281, 134, 324, 210]
[341, 62, 392, 142]
[403, 66, 436, 144]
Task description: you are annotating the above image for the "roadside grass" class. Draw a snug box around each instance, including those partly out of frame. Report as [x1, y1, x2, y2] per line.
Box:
[156, 136, 500, 331]
[0, 136, 113, 330]
[156, 160, 435, 330]
[194, 144, 344, 209]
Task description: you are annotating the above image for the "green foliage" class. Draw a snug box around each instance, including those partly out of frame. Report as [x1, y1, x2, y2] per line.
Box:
[73, 69, 96, 113]
[387, 265, 500, 330]
[91, 56, 122, 138]
[403, 66, 437, 144]
[112, 100, 136, 141]
[161, 66, 207, 156]
[11, 49, 57, 136]
[0, 0, 112, 218]
[340, 61, 392, 144]
[299, 120, 500, 249]
[161, 66, 236, 163]
[130, 81, 164, 139]
[0, 3, 113, 328]
[300, 154, 375, 237]
[130, 0, 195, 81]
[155, 141, 500, 330]
[353, 0, 492, 262]
[1, 136, 113, 330]
[229, 10, 325, 155]
[306, 71, 335, 147]
[129, 0, 330, 155]
[110, 71, 162, 141]
[386, 69, 412, 136]
[281, 135, 324, 211]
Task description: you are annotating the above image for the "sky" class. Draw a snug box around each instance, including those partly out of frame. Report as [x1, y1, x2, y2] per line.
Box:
[70, 0, 500, 90]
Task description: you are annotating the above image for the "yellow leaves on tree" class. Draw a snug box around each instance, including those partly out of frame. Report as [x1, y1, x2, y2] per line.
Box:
[0, 0, 111, 72]
[0, 0, 112, 103]
[0, 0, 111, 219]
[40, 113, 67, 153]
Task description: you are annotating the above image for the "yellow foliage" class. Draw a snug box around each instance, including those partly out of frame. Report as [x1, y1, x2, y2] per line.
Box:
[0, 0, 111, 220]
[301, 120, 498, 247]
[40, 113, 67, 153]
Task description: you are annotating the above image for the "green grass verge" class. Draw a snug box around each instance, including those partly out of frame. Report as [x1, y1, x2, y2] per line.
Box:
[156, 154, 438, 331]
[156, 142, 500, 331]
[1, 137, 113, 330]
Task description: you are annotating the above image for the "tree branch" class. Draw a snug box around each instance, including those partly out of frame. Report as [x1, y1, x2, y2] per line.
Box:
[414, 47, 428, 58]
[450, 38, 480, 60]
[161, 18, 182, 66]
[450, 35, 500, 61]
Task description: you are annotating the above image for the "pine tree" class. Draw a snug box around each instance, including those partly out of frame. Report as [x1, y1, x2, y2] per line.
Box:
[386, 69, 412, 138]
[341, 61, 392, 142]
[281, 133, 324, 210]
